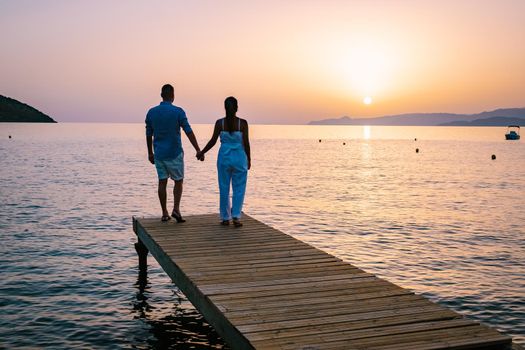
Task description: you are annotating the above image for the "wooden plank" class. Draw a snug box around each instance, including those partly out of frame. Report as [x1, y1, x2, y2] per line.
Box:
[149, 232, 286, 245]
[215, 288, 413, 313]
[132, 215, 514, 350]
[163, 248, 329, 264]
[209, 279, 399, 302]
[236, 305, 450, 333]
[222, 293, 422, 319]
[175, 254, 342, 269]
[143, 229, 287, 240]
[178, 256, 343, 272]
[189, 264, 363, 283]
[273, 325, 510, 350]
[165, 236, 293, 248]
[228, 298, 435, 325]
[191, 260, 353, 273]
[243, 310, 461, 343]
[145, 225, 285, 234]
[191, 269, 364, 285]
[157, 234, 300, 247]
[249, 318, 477, 348]
[162, 241, 315, 256]
[200, 272, 374, 293]
[188, 266, 366, 284]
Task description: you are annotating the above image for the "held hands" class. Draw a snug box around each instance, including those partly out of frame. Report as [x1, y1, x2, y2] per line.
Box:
[194, 151, 249, 168]
[196, 151, 205, 161]
[148, 153, 155, 164]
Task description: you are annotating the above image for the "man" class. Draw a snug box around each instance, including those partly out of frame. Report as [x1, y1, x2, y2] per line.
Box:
[146, 84, 202, 222]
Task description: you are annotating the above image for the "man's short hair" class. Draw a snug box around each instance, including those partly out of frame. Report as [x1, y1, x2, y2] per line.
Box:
[161, 84, 174, 98]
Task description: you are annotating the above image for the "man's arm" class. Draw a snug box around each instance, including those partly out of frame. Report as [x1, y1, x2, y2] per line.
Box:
[179, 109, 201, 155]
[145, 112, 155, 164]
[146, 135, 154, 164]
[185, 131, 201, 153]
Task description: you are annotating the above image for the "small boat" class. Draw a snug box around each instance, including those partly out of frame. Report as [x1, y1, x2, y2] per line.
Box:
[505, 125, 520, 140]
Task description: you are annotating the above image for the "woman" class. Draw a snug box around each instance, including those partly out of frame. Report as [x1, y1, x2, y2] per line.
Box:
[197, 97, 251, 227]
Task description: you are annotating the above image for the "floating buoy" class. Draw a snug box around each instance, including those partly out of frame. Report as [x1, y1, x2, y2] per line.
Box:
[416, 148, 419, 153]
[491, 154, 496, 160]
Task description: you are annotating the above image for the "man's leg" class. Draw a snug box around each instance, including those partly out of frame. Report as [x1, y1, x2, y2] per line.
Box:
[167, 153, 185, 218]
[173, 179, 183, 215]
[158, 179, 169, 217]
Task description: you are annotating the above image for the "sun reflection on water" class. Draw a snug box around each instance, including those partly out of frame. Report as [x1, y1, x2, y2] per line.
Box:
[363, 125, 371, 139]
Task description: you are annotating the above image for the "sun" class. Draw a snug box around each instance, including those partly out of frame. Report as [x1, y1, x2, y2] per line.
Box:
[363, 96, 373, 105]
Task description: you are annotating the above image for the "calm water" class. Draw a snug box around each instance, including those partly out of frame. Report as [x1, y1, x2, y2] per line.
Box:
[1, 123, 524, 348]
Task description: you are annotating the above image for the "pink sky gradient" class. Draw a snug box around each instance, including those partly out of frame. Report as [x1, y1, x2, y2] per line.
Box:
[1, 0, 524, 124]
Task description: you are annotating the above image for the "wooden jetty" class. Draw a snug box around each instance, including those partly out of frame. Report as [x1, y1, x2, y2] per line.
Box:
[132, 214, 514, 350]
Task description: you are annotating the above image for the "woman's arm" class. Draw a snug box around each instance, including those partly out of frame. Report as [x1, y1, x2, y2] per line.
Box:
[199, 120, 221, 156]
[242, 119, 251, 169]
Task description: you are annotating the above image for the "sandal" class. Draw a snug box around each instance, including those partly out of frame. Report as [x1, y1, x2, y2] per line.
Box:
[161, 215, 171, 222]
[232, 218, 243, 227]
[220, 220, 230, 226]
[171, 210, 186, 223]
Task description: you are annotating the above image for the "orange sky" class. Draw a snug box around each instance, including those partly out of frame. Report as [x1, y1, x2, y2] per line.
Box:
[1, 0, 524, 124]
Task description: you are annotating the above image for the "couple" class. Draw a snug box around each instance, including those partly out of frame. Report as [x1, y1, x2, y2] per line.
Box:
[145, 84, 251, 227]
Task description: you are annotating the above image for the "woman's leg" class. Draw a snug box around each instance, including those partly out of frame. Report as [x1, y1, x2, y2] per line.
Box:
[231, 165, 248, 219]
[217, 162, 233, 220]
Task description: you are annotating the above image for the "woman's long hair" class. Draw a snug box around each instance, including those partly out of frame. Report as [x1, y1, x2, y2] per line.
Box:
[224, 96, 238, 133]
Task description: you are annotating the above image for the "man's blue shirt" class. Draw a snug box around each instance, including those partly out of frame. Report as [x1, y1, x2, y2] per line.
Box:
[145, 101, 193, 161]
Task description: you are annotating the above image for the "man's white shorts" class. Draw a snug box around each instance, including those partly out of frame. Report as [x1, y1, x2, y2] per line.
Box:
[155, 153, 184, 181]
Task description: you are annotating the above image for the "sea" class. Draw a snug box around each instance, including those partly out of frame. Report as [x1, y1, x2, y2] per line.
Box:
[0, 123, 524, 348]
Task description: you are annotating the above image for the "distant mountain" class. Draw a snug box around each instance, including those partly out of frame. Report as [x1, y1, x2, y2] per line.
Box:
[440, 116, 525, 126]
[309, 108, 525, 126]
[0, 95, 56, 123]
[474, 108, 525, 119]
